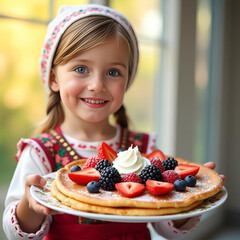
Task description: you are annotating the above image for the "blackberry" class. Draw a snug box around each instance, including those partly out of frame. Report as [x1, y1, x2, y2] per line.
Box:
[162, 158, 178, 170]
[99, 167, 121, 190]
[139, 165, 162, 185]
[95, 159, 112, 173]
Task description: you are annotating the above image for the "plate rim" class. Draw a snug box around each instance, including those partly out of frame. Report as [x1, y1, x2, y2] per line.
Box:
[30, 172, 228, 223]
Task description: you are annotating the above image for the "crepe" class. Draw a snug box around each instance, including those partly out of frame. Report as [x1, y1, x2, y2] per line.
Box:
[51, 158, 223, 216]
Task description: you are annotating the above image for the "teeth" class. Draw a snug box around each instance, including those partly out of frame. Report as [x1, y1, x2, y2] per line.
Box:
[84, 99, 105, 104]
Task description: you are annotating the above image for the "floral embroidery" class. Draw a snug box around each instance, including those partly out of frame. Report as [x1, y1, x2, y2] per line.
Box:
[36, 132, 74, 170]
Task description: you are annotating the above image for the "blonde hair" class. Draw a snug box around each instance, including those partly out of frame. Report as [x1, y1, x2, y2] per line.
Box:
[36, 15, 134, 134]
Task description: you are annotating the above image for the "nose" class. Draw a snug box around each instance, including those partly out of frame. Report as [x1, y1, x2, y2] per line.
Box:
[87, 73, 106, 93]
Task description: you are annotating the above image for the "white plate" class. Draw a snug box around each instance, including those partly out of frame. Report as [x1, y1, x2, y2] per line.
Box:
[30, 172, 228, 223]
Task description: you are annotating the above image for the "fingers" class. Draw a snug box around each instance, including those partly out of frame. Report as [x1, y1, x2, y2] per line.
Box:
[25, 174, 46, 188]
[203, 162, 216, 169]
[220, 174, 226, 182]
[204, 162, 226, 181]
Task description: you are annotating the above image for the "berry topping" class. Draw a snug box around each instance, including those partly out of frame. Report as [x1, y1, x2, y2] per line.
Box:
[117, 148, 127, 153]
[146, 149, 166, 161]
[139, 165, 162, 185]
[70, 165, 81, 172]
[149, 157, 165, 173]
[87, 181, 100, 193]
[161, 170, 181, 184]
[175, 164, 200, 179]
[121, 173, 142, 183]
[162, 158, 178, 170]
[95, 159, 112, 173]
[98, 142, 117, 163]
[174, 179, 187, 191]
[115, 182, 145, 198]
[68, 168, 100, 185]
[82, 155, 101, 169]
[184, 175, 197, 187]
[99, 167, 121, 190]
[146, 180, 174, 196]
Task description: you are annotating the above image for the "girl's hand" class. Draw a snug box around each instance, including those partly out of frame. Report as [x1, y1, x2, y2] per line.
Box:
[24, 174, 59, 215]
[173, 161, 225, 229]
[203, 162, 226, 181]
[17, 174, 59, 233]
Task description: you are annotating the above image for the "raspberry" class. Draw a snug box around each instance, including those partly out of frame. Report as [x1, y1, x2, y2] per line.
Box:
[82, 155, 101, 169]
[121, 173, 142, 183]
[162, 170, 181, 184]
[149, 157, 165, 173]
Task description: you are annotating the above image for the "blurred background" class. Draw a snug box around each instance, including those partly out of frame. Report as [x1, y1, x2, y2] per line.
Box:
[0, 0, 239, 239]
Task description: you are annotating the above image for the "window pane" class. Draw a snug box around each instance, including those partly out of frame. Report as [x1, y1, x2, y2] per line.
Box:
[54, 0, 89, 15]
[193, 0, 211, 163]
[0, 0, 49, 21]
[111, 0, 163, 133]
[0, 19, 46, 183]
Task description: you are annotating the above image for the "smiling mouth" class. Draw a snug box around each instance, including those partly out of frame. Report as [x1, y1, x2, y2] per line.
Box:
[81, 98, 108, 104]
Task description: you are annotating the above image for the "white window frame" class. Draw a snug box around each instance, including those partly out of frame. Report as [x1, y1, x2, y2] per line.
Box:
[156, 0, 225, 239]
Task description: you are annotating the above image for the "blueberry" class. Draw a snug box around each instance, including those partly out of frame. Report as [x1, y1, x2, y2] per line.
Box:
[87, 181, 100, 193]
[71, 165, 81, 172]
[117, 148, 127, 153]
[174, 179, 187, 191]
[184, 175, 196, 187]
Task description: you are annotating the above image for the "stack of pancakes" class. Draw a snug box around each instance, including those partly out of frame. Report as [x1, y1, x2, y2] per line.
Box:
[51, 158, 223, 216]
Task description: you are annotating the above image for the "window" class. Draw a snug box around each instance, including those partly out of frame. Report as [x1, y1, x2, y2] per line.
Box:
[0, 0, 163, 185]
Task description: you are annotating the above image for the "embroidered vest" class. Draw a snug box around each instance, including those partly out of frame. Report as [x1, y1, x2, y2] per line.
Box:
[32, 126, 150, 171]
[32, 126, 150, 225]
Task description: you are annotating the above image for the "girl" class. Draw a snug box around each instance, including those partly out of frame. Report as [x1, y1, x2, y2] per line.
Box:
[3, 4, 223, 240]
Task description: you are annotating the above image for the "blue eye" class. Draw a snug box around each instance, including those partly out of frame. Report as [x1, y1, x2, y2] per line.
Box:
[75, 67, 87, 74]
[108, 69, 120, 77]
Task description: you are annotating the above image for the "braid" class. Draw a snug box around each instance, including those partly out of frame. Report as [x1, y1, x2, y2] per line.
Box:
[35, 90, 64, 134]
[114, 105, 129, 129]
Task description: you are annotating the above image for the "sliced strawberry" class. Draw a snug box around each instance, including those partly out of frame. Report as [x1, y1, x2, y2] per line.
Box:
[115, 182, 145, 198]
[146, 179, 174, 196]
[68, 168, 100, 185]
[146, 149, 166, 161]
[175, 164, 200, 179]
[98, 142, 117, 162]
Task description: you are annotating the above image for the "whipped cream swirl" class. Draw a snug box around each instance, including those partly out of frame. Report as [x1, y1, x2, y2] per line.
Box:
[112, 145, 150, 175]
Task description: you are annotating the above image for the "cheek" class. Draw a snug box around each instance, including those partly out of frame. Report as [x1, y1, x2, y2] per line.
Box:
[112, 82, 126, 101]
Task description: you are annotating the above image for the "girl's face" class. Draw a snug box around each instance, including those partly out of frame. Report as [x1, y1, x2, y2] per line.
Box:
[50, 37, 130, 126]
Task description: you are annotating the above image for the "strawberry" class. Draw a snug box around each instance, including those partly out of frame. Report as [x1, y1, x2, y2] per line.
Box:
[68, 168, 100, 185]
[175, 164, 200, 179]
[146, 149, 166, 161]
[115, 182, 145, 198]
[98, 142, 117, 163]
[146, 179, 174, 196]
[121, 173, 142, 183]
[82, 155, 101, 169]
[149, 157, 165, 172]
[162, 170, 181, 184]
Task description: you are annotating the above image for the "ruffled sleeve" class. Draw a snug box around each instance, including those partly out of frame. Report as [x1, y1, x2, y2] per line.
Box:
[151, 216, 201, 239]
[3, 144, 52, 239]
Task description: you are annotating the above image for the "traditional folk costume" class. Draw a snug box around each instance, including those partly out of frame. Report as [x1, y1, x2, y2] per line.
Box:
[3, 125, 200, 240]
[3, 4, 200, 240]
